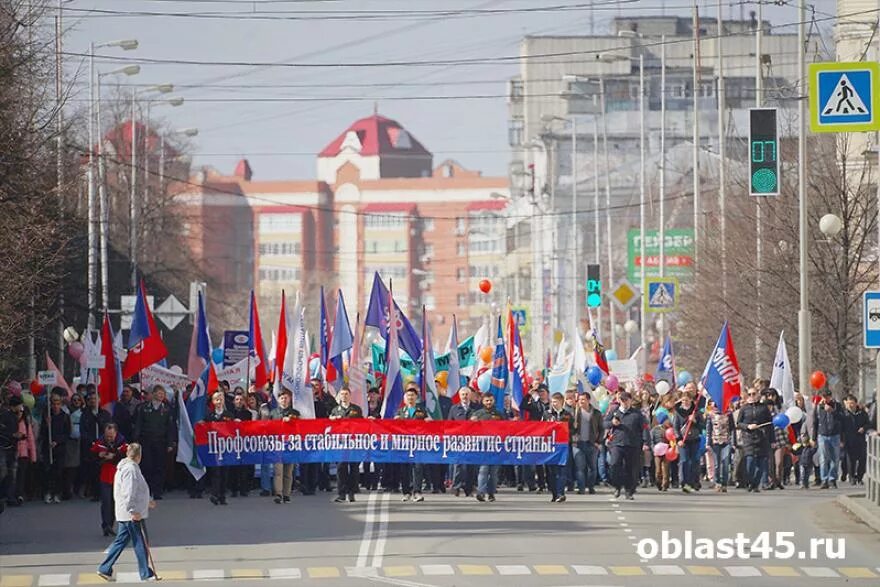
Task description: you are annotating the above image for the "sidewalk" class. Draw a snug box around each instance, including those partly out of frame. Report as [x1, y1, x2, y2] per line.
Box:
[838, 494, 880, 534]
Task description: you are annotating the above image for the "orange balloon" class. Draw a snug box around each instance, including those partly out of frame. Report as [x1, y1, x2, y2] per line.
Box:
[435, 371, 449, 388]
[810, 370, 827, 390]
[479, 346, 493, 364]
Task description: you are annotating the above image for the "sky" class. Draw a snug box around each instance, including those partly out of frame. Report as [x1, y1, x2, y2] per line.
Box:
[58, 0, 838, 180]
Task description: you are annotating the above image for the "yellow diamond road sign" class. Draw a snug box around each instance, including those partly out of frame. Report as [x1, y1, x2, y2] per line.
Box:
[610, 280, 638, 310]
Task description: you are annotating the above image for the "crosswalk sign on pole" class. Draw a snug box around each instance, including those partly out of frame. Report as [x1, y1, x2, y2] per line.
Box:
[645, 277, 678, 314]
[809, 62, 880, 133]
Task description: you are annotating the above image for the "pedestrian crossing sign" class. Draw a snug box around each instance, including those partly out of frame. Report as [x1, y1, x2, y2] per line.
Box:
[645, 277, 678, 314]
[809, 61, 880, 133]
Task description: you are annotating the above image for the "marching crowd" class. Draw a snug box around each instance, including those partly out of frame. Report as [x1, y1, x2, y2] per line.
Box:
[1, 374, 878, 536]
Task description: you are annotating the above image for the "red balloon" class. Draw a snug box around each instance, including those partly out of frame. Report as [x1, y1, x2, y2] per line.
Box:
[664, 427, 676, 442]
[478, 279, 492, 294]
[665, 448, 678, 462]
[810, 370, 827, 390]
[30, 379, 42, 395]
[642, 373, 654, 383]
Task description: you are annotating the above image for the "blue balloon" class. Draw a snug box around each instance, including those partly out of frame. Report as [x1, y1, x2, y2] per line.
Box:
[678, 371, 693, 385]
[211, 347, 224, 364]
[772, 413, 790, 429]
[586, 366, 603, 387]
[605, 349, 618, 362]
[477, 371, 491, 393]
[655, 410, 668, 425]
[308, 357, 321, 378]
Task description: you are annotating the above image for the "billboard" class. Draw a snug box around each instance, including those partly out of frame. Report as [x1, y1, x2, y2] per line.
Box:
[627, 228, 694, 283]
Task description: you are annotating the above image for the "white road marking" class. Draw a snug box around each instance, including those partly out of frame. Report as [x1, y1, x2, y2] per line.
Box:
[724, 566, 761, 577]
[115, 572, 142, 583]
[571, 565, 608, 575]
[346, 567, 379, 577]
[801, 567, 840, 577]
[267, 568, 302, 579]
[497, 565, 531, 575]
[419, 565, 455, 576]
[192, 569, 226, 581]
[357, 492, 379, 568]
[370, 493, 391, 568]
[648, 565, 685, 575]
[366, 576, 437, 587]
[38, 575, 70, 587]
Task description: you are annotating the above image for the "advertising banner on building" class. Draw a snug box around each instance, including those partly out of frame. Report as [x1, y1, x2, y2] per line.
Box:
[627, 229, 695, 283]
[195, 419, 569, 466]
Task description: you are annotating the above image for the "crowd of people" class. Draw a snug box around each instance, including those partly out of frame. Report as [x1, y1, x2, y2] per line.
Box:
[1, 374, 878, 537]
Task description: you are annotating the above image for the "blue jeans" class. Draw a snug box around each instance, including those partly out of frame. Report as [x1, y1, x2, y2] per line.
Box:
[598, 445, 609, 482]
[818, 434, 841, 482]
[573, 442, 599, 491]
[547, 465, 566, 498]
[745, 454, 768, 490]
[98, 520, 154, 580]
[259, 463, 274, 492]
[678, 440, 700, 487]
[711, 444, 731, 487]
[477, 465, 498, 496]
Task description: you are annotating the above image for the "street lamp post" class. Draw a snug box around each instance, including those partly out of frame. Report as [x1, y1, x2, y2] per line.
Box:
[797, 0, 810, 396]
[87, 38, 137, 327]
[96, 63, 140, 313]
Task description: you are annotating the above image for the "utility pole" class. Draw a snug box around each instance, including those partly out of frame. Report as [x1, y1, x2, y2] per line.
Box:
[659, 36, 667, 343]
[755, 0, 765, 376]
[601, 78, 617, 352]
[638, 54, 647, 373]
[797, 0, 810, 397]
[717, 0, 728, 303]
[593, 116, 602, 339]
[692, 1, 702, 269]
[55, 0, 64, 370]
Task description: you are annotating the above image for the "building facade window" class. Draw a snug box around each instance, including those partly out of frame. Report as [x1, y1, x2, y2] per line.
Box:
[259, 213, 302, 233]
[508, 118, 525, 147]
[364, 212, 406, 229]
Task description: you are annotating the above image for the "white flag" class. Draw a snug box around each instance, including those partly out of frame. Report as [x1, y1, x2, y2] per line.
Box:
[176, 389, 206, 481]
[770, 331, 795, 409]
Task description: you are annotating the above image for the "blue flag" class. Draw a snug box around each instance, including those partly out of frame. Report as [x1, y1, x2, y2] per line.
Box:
[488, 316, 508, 408]
[446, 315, 461, 393]
[380, 288, 405, 419]
[655, 335, 676, 388]
[365, 272, 422, 362]
[328, 289, 353, 387]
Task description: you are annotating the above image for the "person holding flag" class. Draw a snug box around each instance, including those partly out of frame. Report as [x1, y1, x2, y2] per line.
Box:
[735, 387, 773, 493]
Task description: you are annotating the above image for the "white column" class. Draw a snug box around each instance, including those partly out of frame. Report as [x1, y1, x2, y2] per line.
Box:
[638, 55, 647, 373]
[797, 0, 810, 394]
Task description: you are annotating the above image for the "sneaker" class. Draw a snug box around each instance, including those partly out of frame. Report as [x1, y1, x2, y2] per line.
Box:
[487, 494, 496, 502]
[517, 485, 524, 492]
[625, 493, 634, 501]
[274, 496, 282, 504]
[556, 495, 567, 503]
[721, 486, 728, 493]
[401, 494, 411, 502]
[44, 494, 53, 504]
[413, 493, 424, 502]
[831, 481, 838, 489]
[333, 496, 346, 503]
[96, 571, 113, 582]
[476, 493, 486, 502]
[53, 495, 62, 504]
[144, 576, 159, 582]
[682, 485, 693, 494]
[550, 495, 559, 502]
[577, 489, 585, 495]
[282, 496, 291, 504]
[821, 481, 829, 489]
[613, 488, 621, 498]
[348, 494, 356, 503]
[588, 488, 596, 495]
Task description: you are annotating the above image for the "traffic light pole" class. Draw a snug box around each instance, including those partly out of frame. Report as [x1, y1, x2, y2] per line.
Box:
[755, 0, 764, 378]
[797, 0, 811, 399]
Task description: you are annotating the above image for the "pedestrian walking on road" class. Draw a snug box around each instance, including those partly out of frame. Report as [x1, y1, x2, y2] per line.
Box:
[329, 387, 363, 503]
[97, 443, 157, 582]
[604, 391, 650, 501]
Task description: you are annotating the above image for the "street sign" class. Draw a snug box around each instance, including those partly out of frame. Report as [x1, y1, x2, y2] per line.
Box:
[749, 108, 779, 196]
[627, 229, 694, 282]
[511, 308, 527, 328]
[610, 280, 639, 310]
[586, 264, 601, 308]
[863, 291, 880, 348]
[645, 277, 678, 314]
[223, 330, 250, 367]
[155, 294, 189, 330]
[809, 61, 880, 133]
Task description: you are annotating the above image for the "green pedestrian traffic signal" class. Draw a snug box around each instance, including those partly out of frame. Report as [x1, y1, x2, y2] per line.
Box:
[749, 108, 779, 196]
[586, 264, 601, 308]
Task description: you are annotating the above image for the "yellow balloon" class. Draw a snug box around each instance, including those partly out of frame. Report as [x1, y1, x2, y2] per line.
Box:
[435, 371, 448, 388]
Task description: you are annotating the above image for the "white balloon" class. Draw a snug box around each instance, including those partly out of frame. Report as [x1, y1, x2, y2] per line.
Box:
[170, 365, 183, 375]
[785, 405, 804, 424]
[655, 381, 671, 395]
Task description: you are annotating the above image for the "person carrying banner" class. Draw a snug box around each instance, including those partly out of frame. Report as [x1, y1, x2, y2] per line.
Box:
[395, 387, 430, 502]
[204, 392, 233, 505]
[229, 392, 253, 497]
[449, 386, 477, 497]
[270, 389, 300, 504]
[91, 423, 128, 536]
[604, 391, 650, 501]
[42, 390, 71, 504]
[97, 443, 157, 582]
[520, 382, 550, 492]
[543, 392, 574, 503]
[330, 387, 363, 503]
[470, 391, 506, 502]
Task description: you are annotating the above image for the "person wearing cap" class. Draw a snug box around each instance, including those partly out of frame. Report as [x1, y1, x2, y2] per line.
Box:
[330, 387, 363, 503]
[810, 388, 845, 489]
[603, 391, 650, 500]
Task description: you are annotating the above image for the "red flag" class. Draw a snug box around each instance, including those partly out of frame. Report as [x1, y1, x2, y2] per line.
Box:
[249, 291, 269, 389]
[45, 352, 72, 399]
[98, 314, 121, 406]
[122, 280, 168, 379]
[272, 291, 289, 397]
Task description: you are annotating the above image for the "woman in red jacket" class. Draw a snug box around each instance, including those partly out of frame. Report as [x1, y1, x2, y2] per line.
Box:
[90, 423, 127, 536]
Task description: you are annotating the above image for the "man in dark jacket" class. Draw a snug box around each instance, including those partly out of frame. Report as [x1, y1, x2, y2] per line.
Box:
[229, 392, 253, 497]
[603, 391, 650, 500]
[81, 392, 113, 501]
[471, 392, 506, 502]
[842, 395, 868, 486]
[449, 386, 478, 497]
[673, 392, 705, 493]
[301, 378, 338, 495]
[133, 386, 176, 499]
[112, 386, 139, 441]
[572, 392, 603, 494]
[810, 389, 845, 488]
[330, 387, 364, 503]
[543, 392, 575, 503]
[736, 388, 772, 492]
[520, 383, 551, 492]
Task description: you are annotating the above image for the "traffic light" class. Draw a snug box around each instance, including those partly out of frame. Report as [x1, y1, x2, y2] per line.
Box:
[586, 264, 601, 308]
[749, 107, 779, 196]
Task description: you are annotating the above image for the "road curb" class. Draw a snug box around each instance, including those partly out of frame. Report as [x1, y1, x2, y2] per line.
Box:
[837, 493, 880, 534]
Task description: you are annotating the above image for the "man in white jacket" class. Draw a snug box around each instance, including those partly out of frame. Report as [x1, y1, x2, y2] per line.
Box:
[97, 443, 157, 581]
